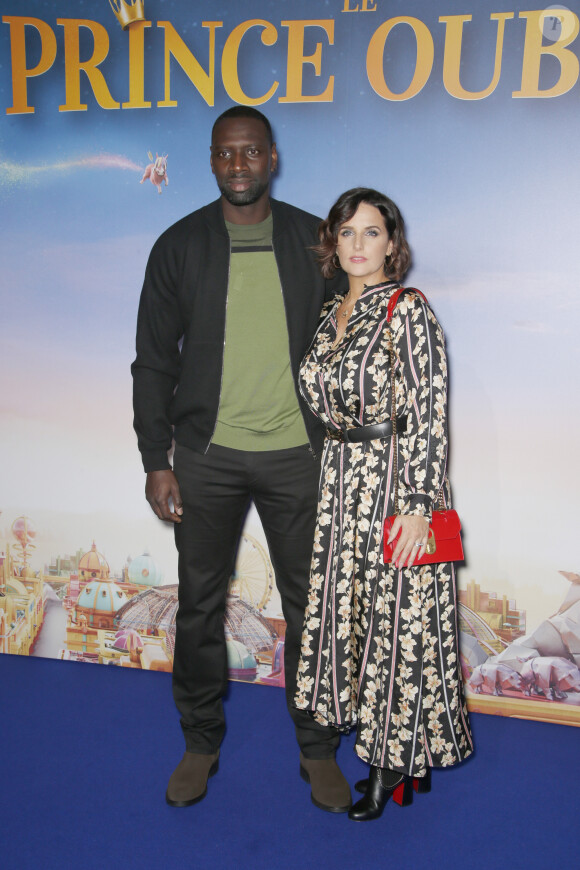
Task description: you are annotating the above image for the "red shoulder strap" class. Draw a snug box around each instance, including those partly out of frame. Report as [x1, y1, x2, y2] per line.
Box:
[386, 286, 428, 323]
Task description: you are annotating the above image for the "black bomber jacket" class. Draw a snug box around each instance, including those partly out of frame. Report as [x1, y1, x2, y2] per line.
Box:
[131, 197, 345, 472]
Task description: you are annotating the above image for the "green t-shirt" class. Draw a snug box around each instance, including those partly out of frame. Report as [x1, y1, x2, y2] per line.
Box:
[211, 214, 309, 451]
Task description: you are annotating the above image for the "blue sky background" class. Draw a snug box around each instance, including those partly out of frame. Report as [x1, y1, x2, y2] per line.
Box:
[1, 0, 579, 632]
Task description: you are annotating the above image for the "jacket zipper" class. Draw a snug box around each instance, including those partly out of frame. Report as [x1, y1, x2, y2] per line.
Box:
[272, 235, 317, 460]
[204, 246, 231, 453]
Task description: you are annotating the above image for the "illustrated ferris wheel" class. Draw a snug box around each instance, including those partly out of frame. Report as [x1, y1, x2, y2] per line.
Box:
[229, 533, 274, 611]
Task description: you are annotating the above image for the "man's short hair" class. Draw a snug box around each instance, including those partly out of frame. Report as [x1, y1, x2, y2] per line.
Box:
[212, 106, 273, 144]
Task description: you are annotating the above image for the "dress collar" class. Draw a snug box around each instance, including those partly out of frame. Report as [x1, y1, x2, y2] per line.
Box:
[333, 280, 399, 309]
[360, 280, 399, 297]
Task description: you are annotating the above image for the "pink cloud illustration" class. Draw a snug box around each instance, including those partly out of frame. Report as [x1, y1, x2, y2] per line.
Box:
[0, 152, 143, 186]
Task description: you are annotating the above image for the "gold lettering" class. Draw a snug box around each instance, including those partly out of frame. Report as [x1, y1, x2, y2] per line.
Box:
[342, 0, 377, 10]
[279, 20, 334, 103]
[367, 17, 434, 101]
[514, 9, 579, 98]
[440, 13, 514, 100]
[222, 20, 278, 105]
[3, 16, 57, 115]
[123, 20, 152, 109]
[58, 19, 119, 111]
[157, 21, 222, 108]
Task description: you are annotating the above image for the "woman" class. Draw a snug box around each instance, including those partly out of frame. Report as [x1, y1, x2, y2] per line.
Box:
[294, 188, 473, 822]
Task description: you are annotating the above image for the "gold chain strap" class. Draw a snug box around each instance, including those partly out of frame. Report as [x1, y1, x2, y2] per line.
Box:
[388, 325, 400, 516]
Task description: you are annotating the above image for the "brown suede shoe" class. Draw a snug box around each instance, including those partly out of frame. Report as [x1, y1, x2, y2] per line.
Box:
[299, 753, 352, 813]
[166, 750, 220, 807]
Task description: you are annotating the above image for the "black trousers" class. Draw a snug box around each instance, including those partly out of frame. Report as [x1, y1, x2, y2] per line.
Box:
[172, 442, 340, 759]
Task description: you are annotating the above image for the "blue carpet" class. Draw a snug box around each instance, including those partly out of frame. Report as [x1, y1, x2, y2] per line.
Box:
[1, 653, 576, 870]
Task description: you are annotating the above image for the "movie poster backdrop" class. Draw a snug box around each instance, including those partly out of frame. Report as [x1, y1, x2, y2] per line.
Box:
[1, 0, 579, 725]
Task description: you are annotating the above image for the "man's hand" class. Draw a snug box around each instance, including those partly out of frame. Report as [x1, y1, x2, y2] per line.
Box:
[145, 470, 183, 523]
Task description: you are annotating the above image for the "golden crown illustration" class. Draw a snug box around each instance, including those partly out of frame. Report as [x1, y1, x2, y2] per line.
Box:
[110, 0, 146, 30]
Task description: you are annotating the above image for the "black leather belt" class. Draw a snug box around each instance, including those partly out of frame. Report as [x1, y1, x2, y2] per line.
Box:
[325, 416, 407, 443]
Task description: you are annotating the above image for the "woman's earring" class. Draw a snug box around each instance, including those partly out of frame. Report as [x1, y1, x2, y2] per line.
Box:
[333, 253, 341, 269]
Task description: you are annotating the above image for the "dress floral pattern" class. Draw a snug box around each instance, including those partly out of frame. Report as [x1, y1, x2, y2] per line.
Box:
[294, 282, 473, 775]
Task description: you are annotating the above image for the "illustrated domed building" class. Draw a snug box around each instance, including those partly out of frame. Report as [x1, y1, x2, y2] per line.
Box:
[127, 552, 163, 587]
[112, 585, 280, 671]
[226, 639, 257, 679]
[78, 542, 110, 581]
[75, 579, 129, 630]
[114, 584, 179, 656]
[224, 594, 277, 654]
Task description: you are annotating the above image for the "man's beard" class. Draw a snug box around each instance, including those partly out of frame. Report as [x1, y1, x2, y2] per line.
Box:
[217, 177, 269, 206]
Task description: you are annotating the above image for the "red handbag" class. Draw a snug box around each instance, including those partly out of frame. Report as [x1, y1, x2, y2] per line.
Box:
[383, 509, 464, 565]
[382, 287, 464, 566]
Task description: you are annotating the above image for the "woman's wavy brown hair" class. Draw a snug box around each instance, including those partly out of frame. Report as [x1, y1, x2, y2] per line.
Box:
[315, 187, 411, 281]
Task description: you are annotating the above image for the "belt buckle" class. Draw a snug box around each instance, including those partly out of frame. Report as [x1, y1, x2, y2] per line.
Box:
[326, 428, 343, 442]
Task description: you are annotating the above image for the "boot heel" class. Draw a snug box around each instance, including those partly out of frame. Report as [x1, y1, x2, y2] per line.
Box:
[413, 767, 431, 794]
[392, 776, 414, 807]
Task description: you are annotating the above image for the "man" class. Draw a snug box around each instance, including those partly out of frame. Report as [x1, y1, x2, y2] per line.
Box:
[131, 106, 350, 812]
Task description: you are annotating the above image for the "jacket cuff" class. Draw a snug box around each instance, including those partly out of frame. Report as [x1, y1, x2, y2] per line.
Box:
[141, 450, 172, 473]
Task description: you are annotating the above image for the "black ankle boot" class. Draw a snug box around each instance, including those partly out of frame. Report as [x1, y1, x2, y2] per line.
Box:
[413, 766, 432, 794]
[348, 766, 413, 822]
[355, 766, 432, 796]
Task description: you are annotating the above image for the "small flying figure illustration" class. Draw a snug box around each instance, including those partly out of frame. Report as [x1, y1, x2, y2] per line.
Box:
[141, 152, 169, 195]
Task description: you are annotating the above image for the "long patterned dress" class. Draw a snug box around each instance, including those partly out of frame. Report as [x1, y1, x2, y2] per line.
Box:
[294, 282, 473, 776]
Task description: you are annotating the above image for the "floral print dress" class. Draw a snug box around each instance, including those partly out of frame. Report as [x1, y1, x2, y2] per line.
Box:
[294, 282, 473, 775]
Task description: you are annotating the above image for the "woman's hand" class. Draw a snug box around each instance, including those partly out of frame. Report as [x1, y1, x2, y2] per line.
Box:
[387, 514, 430, 568]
